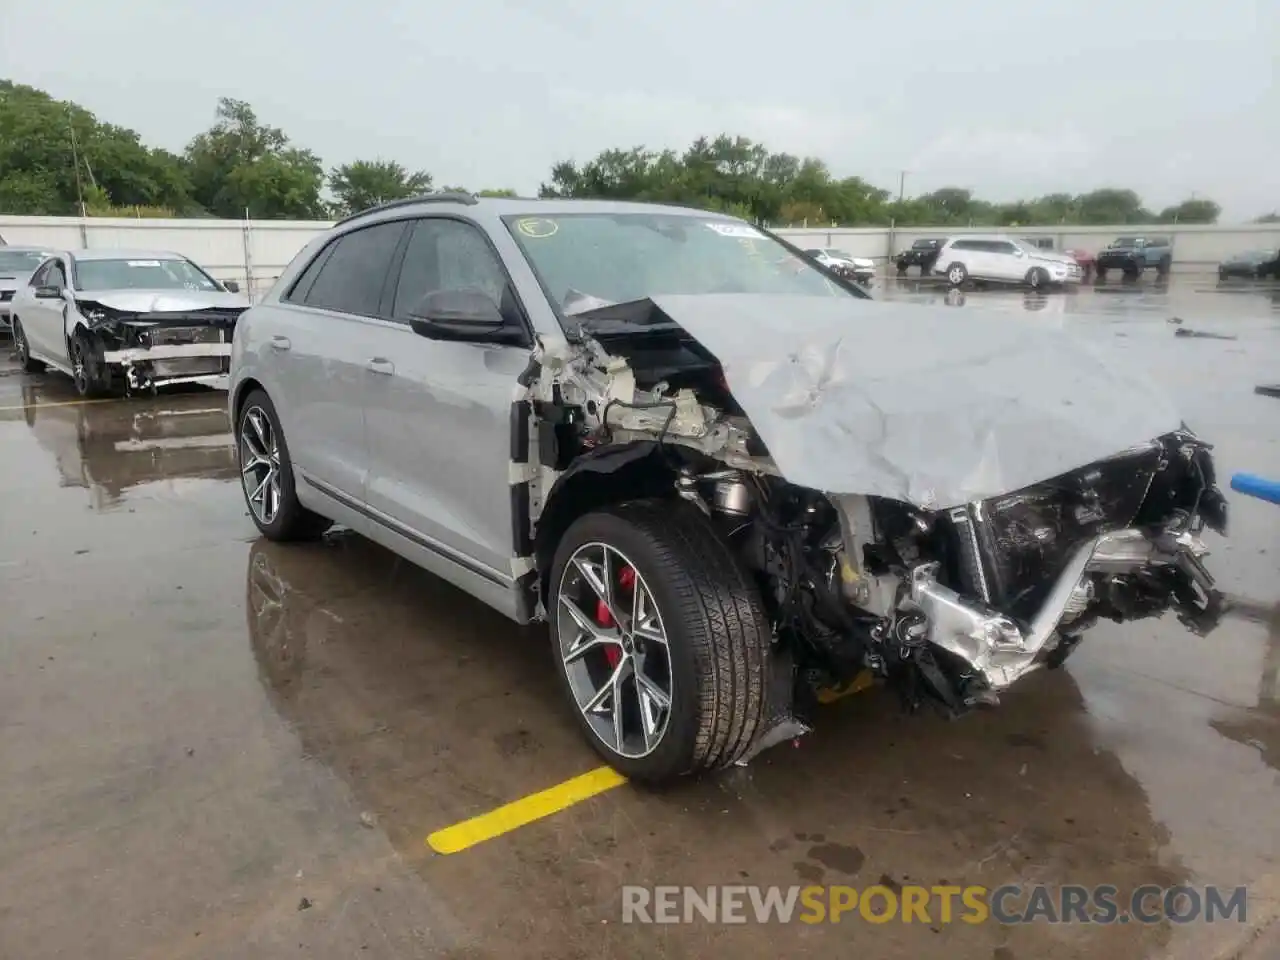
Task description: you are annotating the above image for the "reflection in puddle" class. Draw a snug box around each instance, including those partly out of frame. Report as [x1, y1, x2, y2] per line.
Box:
[18, 381, 235, 508]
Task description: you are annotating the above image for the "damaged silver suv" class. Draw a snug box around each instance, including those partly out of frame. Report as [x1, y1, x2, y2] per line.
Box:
[229, 195, 1228, 783]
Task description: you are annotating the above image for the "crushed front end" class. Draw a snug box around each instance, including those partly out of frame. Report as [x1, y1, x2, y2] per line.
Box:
[78, 302, 245, 391]
[518, 294, 1229, 757]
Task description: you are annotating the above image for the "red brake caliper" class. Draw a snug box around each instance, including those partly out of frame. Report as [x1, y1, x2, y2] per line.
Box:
[596, 566, 636, 668]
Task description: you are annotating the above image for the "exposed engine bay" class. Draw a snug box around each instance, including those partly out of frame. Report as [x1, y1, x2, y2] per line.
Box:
[513, 294, 1229, 750]
[78, 300, 244, 391]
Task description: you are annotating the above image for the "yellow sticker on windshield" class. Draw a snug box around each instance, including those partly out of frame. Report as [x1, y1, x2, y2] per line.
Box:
[516, 218, 559, 238]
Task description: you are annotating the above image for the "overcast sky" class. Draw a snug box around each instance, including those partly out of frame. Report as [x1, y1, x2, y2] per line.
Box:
[3, 0, 1276, 220]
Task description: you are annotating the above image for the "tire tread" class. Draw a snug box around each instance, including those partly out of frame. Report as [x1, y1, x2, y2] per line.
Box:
[594, 500, 771, 774]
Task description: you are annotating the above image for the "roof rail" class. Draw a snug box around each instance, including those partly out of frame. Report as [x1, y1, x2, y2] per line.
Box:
[333, 191, 478, 227]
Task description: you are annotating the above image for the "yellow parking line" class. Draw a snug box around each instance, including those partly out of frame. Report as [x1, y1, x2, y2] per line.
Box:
[816, 669, 877, 704]
[0, 397, 126, 413]
[427, 766, 627, 855]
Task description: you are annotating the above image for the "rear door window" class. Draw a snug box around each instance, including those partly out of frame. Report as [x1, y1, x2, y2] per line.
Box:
[300, 221, 407, 317]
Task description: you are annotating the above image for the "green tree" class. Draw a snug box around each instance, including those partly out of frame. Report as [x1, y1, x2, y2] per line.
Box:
[0, 80, 194, 215]
[1157, 197, 1221, 224]
[184, 98, 324, 219]
[328, 159, 432, 215]
[1076, 188, 1151, 224]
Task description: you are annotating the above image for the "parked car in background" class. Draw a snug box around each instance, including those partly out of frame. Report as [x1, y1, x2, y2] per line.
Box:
[803, 248, 875, 284]
[1218, 247, 1280, 281]
[1014, 237, 1096, 280]
[1094, 236, 1172, 281]
[229, 195, 1225, 783]
[934, 235, 1083, 289]
[894, 237, 945, 275]
[0, 246, 58, 335]
[10, 249, 249, 396]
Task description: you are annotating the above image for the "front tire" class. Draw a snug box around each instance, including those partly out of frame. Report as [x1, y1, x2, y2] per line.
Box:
[945, 262, 968, 287]
[70, 330, 114, 398]
[1095, 266, 1108, 283]
[11, 319, 45, 373]
[1025, 267, 1049, 290]
[548, 500, 772, 783]
[237, 388, 332, 541]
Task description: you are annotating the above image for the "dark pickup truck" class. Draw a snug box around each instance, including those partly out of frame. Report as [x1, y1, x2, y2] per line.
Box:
[894, 237, 945, 275]
[1095, 236, 1173, 281]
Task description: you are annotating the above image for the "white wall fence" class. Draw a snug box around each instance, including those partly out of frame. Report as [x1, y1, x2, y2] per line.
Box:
[0, 215, 334, 301]
[4, 215, 1278, 298]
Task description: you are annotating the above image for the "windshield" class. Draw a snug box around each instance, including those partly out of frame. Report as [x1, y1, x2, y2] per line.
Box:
[74, 257, 219, 292]
[822, 248, 849, 259]
[1014, 239, 1047, 254]
[0, 250, 52, 272]
[504, 213, 857, 311]
[912, 239, 937, 249]
[1111, 237, 1142, 248]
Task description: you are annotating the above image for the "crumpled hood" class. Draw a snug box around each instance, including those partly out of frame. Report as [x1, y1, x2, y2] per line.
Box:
[78, 289, 249, 313]
[645, 294, 1181, 509]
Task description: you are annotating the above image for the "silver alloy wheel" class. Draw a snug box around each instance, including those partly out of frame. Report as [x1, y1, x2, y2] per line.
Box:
[557, 541, 673, 759]
[14, 322, 29, 365]
[71, 339, 88, 393]
[240, 405, 283, 525]
[948, 266, 965, 284]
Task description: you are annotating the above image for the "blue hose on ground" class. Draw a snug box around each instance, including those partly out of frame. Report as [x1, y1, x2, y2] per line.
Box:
[1230, 472, 1280, 505]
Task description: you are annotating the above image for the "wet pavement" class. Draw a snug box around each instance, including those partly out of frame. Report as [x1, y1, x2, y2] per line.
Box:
[3, 276, 1280, 959]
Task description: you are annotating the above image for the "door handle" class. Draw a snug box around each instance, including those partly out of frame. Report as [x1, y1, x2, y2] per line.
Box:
[367, 358, 395, 375]
[269, 336, 291, 351]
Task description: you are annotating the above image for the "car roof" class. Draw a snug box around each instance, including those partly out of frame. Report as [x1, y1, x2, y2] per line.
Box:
[338, 193, 744, 229]
[67, 248, 188, 262]
[0, 245, 59, 254]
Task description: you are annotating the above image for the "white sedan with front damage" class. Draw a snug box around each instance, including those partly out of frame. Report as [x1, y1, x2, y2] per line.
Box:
[10, 249, 249, 396]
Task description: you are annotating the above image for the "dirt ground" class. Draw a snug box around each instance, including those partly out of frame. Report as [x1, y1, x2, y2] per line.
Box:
[3, 275, 1280, 959]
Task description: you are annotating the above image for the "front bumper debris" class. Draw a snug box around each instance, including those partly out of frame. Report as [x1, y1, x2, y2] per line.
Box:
[908, 528, 1220, 694]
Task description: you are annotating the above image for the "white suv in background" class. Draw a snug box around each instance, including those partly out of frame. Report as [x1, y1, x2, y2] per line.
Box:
[934, 235, 1082, 289]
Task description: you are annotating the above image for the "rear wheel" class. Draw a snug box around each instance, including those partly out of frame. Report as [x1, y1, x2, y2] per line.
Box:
[237, 388, 332, 541]
[1156, 256, 1171, 278]
[1095, 266, 1108, 283]
[12, 318, 45, 373]
[548, 500, 773, 783]
[945, 262, 968, 287]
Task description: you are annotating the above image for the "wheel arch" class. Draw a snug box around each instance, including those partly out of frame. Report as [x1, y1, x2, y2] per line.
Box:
[532, 441, 679, 611]
[231, 376, 266, 431]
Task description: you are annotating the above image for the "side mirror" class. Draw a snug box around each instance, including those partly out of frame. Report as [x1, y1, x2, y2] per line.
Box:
[223, 280, 241, 293]
[407, 288, 514, 343]
[34, 285, 63, 299]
